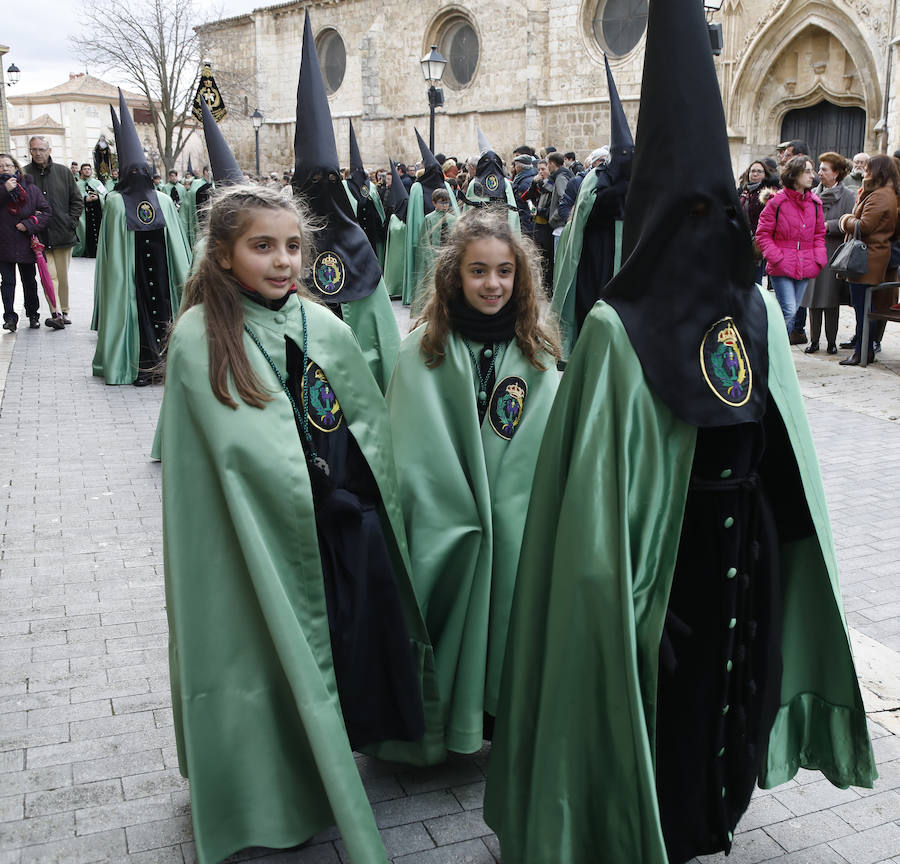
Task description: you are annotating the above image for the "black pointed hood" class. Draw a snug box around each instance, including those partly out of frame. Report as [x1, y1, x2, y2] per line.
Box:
[345, 121, 383, 255]
[474, 150, 508, 201]
[348, 121, 367, 191]
[414, 128, 444, 215]
[186, 154, 194, 177]
[292, 9, 380, 302]
[109, 107, 121, 153]
[389, 159, 409, 223]
[200, 96, 243, 185]
[605, 55, 634, 157]
[115, 89, 166, 231]
[601, 0, 767, 427]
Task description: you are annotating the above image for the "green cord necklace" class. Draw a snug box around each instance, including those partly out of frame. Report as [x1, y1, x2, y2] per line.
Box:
[243, 303, 330, 476]
[462, 339, 505, 408]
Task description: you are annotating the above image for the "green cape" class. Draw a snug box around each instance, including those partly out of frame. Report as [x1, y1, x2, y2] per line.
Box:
[482, 287, 875, 863]
[91, 192, 192, 384]
[178, 182, 205, 250]
[161, 294, 445, 864]
[73, 177, 108, 257]
[343, 179, 386, 267]
[382, 213, 408, 300]
[338, 279, 400, 393]
[387, 329, 558, 753]
[549, 169, 625, 362]
[402, 180, 460, 306]
[411, 209, 457, 314]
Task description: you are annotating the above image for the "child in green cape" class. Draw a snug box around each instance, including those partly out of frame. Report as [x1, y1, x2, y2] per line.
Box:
[160, 185, 443, 864]
[387, 209, 560, 754]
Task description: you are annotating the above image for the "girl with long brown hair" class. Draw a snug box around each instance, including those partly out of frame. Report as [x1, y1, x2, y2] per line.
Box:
[160, 184, 442, 864]
[387, 209, 560, 754]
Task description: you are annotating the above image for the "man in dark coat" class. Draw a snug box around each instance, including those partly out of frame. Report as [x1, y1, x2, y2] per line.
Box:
[23, 136, 82, 324]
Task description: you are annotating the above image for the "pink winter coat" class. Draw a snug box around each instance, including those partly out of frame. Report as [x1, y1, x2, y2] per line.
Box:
[755, 187, 827, 279]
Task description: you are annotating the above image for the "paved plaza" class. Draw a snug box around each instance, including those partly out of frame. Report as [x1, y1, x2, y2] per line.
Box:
[1, 258, 899, 864]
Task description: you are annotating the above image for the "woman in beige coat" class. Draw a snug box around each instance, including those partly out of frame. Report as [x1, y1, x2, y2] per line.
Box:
[837, 154, 900, 365]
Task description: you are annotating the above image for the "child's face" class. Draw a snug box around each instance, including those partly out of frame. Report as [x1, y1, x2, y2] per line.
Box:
[435, 199, 450, 212]
[220, 208, 304, 300]
[460, 236, 515, 316]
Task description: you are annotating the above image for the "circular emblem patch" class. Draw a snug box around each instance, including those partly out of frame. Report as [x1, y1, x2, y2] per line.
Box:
[700, 317, 752, 406]
[360, 183, 370, 198]
[313, 250, 345, 296]
[489, 376, 527, 440]
[302, 361, 342, 432]
[137, 201, 155, 224]
[485, 173, 500, 192]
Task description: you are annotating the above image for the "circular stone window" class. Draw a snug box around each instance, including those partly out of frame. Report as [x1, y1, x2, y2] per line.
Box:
[432, 13, 480, 89]
[593, 0, 648, 57]
[316, 28, 346, 95]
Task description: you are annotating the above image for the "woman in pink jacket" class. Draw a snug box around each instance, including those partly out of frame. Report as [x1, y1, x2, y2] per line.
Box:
[755, 155, 827, 333]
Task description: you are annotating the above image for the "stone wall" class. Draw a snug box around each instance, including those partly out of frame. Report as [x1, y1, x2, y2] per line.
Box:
[197, 0, 900, 178]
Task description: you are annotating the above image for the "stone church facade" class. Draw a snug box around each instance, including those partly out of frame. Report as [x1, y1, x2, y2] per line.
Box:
[196, 0, 900, 177]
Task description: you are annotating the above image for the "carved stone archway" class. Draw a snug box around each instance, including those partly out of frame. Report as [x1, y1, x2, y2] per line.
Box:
[728, 0, 879, 153]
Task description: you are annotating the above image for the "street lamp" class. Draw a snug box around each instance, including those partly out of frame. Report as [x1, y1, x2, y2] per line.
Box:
[6, 63, 20, 87]
[251, 108, 263, 179]
[419, 46, 446, 154]
[703, 0, 724, 55]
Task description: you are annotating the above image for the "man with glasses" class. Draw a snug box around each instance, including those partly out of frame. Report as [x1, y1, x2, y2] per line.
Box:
[23, 137, 82, 324]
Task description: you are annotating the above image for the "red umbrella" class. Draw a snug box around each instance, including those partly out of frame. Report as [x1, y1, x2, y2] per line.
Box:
[30, 234, 59, 313]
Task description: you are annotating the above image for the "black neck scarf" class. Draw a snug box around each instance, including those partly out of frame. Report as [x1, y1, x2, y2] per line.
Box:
[449, 295, 517, 343]
[239, 285, 297, 310]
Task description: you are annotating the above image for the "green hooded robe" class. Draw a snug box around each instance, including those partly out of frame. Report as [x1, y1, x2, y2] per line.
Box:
[402, 180, 460, 306]
[382, 213, 408, 301]
[73, 177, 107, 257]
[482, 287, 876, 864]
[91, 192, 192, 384]
[387, 328, 559, 753]
[343, 178, 386, 267]
[178, 181, 206, 250]
[161, 294, 445, 864]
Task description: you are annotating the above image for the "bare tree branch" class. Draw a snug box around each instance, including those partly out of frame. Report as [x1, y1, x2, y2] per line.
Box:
[71, 0, 209, 170]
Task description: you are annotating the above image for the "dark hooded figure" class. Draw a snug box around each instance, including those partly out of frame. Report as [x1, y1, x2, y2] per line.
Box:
[193, 97, 245, 228]
[383, 158, 411, 300]
[411, 128, 446, 217]
[483, 1, 875, 862]
[291, 10, 399, 391]
[551, 55, 634, 361]
[343, 121, 386, 264]
[91, 91, 191, 386]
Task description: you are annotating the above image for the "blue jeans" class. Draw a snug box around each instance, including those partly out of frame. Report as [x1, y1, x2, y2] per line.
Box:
[768, 275, 809, 332]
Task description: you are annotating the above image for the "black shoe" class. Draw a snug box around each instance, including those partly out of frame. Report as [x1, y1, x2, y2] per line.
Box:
[62, 314, 71, 325]
[28, 314, 40, 329]
[134, 372, 153, 387]
[826, 343, 838, 355]
[804, 343, 819, 354]
[839, 338, 856, 349]
[788, 329, 808, 345]
[2, 313, 17, 332]
[45, 315, 65, 330]
[839, 352, 860, 366]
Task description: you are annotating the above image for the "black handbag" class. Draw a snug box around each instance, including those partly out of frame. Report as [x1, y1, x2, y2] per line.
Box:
[829, 223, 868, 278]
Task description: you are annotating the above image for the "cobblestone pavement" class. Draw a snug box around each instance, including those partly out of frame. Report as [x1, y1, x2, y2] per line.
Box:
[0, 259, 898, 864]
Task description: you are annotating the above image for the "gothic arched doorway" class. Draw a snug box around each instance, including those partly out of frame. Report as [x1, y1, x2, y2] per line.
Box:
[781, 102, 866, 158]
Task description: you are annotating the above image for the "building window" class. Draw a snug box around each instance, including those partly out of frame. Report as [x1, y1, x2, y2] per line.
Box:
[593, 0, 648, 57]
[316, 28, 346, 95]
[430, 12, 480, 89]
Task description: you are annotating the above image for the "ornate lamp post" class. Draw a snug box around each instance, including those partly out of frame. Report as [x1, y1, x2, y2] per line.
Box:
[251, 108, 263, 179]
[704, 0, 724, 55]
[419, 46, 447, 154]
[6, 64, 20, 87]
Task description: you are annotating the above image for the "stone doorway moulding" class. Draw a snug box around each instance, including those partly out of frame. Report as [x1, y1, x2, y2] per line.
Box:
[726, 0, 879, 152]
